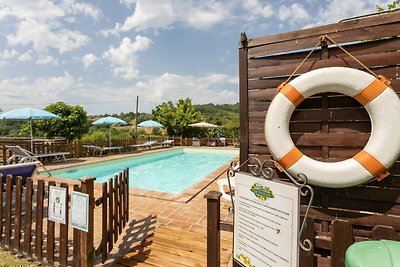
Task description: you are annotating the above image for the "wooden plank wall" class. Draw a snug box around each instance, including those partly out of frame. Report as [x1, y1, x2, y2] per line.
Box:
[239, 11, 400, 266]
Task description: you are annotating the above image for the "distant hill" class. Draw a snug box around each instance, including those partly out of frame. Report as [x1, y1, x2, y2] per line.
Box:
[194, 103, 239, 127]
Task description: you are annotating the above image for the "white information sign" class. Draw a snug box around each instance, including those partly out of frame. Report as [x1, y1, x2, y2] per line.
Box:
[234, 172, 300, 267]
[48, 186, 67, 224]
[70, 191, 89, 232]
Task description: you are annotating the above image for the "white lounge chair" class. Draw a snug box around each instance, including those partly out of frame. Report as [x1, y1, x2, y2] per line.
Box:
[160, 140, 174, 147]
[130, 141, 157, 150]
[217, 177, 235, 201]
[6, 145, 69, 164]
[83, 145, 123, 157]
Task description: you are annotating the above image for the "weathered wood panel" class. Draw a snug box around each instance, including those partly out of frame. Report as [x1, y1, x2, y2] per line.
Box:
[240, 10, 400, 266]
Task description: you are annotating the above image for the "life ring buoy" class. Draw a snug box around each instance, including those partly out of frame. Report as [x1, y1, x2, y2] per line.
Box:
[265, 67, 400, 188]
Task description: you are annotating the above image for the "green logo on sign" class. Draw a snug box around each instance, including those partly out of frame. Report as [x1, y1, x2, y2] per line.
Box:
[250, 183, 274, 200]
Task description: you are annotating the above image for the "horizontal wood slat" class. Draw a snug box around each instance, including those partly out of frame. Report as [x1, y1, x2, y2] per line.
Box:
[248, 15, 400, 56]
[247, 12, 400, 48]
[248, 50, 400, 79]
[248, 37, 400, 67]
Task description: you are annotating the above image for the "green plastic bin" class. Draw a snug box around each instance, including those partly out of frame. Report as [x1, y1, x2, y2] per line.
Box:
[345, 240, 400, 267]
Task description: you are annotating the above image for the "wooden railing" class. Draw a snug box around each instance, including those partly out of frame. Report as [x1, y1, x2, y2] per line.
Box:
[0, 168, 129, 266]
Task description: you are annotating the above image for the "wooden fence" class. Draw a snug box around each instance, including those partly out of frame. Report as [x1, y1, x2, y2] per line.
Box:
[0, 136, 239, 164]
[0, 168, 129, 266]
[235, 10, 400, 266]
[95, 169, 129, 264]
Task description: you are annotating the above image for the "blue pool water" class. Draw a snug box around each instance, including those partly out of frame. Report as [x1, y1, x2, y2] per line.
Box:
[49, 148, 238, 194]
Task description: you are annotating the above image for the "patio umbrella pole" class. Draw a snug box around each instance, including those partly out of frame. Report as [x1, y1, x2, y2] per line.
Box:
[29, 119, 33, 152]
[109, 126, 112, 147]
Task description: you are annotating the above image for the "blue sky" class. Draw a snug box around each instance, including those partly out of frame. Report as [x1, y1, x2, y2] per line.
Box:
[0, 0, 390, 114]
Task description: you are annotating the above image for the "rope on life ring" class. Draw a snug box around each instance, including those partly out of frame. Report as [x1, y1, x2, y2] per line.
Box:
[265, 67, 400, 188]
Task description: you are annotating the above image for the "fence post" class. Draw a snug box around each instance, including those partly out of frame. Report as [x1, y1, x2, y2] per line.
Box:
[79, 177, 95, 267]
[75, 140, 81, 158]
[205, 191, 222, 267]
[331, 219, 353, 267]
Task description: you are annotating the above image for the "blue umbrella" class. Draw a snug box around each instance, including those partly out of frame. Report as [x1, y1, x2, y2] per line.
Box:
[137, 120, 163, 128]
[0, 107, 60, 151]
[137, 120, 163, 140]
[92, 116, 128, 146]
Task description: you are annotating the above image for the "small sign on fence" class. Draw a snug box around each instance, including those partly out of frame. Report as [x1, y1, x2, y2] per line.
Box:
[70, 191, 89, 232]
[48, 185, 67, 224]
[233, 172, 300, 267]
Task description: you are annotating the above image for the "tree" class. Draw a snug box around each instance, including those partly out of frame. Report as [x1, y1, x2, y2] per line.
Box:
[152, 98, 204, 137]
[35, 101, 89, 141]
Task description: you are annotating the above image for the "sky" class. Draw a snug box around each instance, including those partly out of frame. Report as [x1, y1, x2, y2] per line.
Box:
[0, 0, 392, 115]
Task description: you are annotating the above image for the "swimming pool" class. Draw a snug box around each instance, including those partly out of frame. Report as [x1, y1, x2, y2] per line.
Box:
[49, 148, 238, 194]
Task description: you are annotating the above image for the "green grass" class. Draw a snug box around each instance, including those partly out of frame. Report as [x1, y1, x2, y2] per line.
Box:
[0, 249, 39, 266]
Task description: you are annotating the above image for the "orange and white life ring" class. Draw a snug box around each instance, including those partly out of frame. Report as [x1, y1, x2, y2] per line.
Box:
[265, 67, 400, 188]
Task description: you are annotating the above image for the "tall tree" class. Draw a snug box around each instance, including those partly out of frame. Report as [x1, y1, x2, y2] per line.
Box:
[152, 98, 204, 137]
[35, 102, 89, 141]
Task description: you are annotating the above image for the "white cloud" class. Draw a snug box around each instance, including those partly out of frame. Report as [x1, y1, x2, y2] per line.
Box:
[7, 18, 90, 54]
[81, 53, 98, 68]
[242, 0, 273, 20]
[305, 0, 378, 27]
[17, 50, 33, 62]
[0, 49, 19, 60]
[103, 36, 152, 79]
[184, 2, 228, 29]
[63, 0, 102, 20]
[278, 3, 310, 24]
[0, 0, 99, 61]
[119, 0, 137, 8]
[135, 72, 238, 105]
[36, 55, 59, 66]
[110, 0, 230, 33]
[0, 72, 79, 108]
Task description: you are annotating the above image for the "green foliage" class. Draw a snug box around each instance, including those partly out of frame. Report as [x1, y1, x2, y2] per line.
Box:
[152, 98, 204, 137]
[152, 127, 162, 136]
[0, 120, 24, 136]
[35, 102, 89, 141]
[194, 103, 239, 137]
[81, 131, 108, 142]
[376, 1, 398, 11]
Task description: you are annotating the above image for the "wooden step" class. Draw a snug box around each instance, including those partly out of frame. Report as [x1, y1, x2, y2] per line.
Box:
[115, 225, 232, 267]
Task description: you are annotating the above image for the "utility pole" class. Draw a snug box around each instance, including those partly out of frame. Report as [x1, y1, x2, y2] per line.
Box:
[135, 96, 139, 137]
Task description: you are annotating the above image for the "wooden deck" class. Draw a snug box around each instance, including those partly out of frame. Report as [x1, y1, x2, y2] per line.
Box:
[114, 225, 232, 267]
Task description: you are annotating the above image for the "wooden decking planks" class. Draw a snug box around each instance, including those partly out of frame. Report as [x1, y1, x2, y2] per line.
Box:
[115, 225, 232, 267]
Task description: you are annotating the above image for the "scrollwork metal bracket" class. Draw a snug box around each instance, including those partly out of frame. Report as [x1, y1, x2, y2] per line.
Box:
[225, 157, 314, 252]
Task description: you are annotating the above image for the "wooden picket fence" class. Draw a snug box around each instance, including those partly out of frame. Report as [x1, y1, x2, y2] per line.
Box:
[0, 168, 129, 266]
[95, 168, 129, 264]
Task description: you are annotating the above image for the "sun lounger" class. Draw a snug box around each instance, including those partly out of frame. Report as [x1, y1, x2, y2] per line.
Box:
[6, 145, 70, 164]
[130, 141, 157, 150]
[217, 177, 235, 201]
[83, 145, 123, 156]
[160, 140, 174, 147]
[0, 161, 40, 185]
